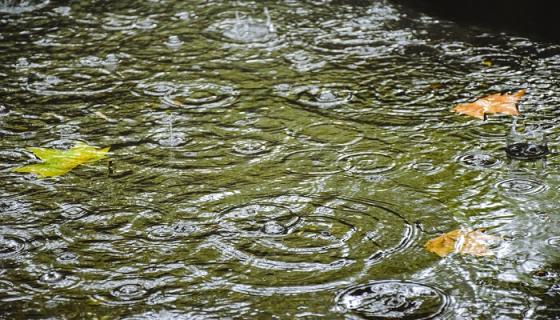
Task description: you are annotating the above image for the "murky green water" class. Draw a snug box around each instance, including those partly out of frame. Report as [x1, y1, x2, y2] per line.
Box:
[1, 0, 560, 318]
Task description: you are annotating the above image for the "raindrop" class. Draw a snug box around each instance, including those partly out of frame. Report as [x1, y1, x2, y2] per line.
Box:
[59, 204, 90, 220]
[15, 57, 29, 69]
[39, 271, 64, 284]
[0, 104, 10, 116]
[296, 85, 353, 109]
[111, 283, 147, 301]
[103, 54, 119, 71]
[231, 139, 270, 156]
[261, 221, 287, 235]
[56, 251, 78, 263]
[175, 11, 189, 20]
[157, 113, 184, 147]
[165, 35, 183, 50]
[458, 151, 501, 169]
[147, 225, 175, 240]
[135, 18, 157, 30]
[172, 222, 196, 235]
[53, 6, 70, 16]
[221, 9, 276, 43]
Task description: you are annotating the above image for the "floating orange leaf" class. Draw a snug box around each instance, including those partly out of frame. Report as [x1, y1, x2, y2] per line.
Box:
[452, 89, 525, 119]
[425, 228, 499, 257]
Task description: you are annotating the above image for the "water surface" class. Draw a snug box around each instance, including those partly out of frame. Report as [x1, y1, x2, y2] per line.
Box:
[1, 0, 560, 318]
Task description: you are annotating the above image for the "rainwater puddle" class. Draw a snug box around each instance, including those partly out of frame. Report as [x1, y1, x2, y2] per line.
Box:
[1, 0, 560, 318]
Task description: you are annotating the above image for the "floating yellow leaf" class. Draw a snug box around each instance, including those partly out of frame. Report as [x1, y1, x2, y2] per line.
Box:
[452, 89, 525, 119]
[13, 142, 110, 177]
[481, 59, 493, 67]
[425, 228, 499, 257]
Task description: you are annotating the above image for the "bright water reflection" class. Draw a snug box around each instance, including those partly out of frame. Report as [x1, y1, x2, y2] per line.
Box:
[1, 0, 560, 318]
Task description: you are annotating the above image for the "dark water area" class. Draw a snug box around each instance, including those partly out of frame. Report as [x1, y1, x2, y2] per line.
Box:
[1, 0, 560, 318]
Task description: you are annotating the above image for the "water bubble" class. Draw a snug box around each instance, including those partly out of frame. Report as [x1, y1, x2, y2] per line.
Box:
[336, 281, 449, 319]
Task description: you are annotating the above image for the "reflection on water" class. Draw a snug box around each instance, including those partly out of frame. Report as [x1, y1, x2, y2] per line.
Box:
[1, 0, 560, 318]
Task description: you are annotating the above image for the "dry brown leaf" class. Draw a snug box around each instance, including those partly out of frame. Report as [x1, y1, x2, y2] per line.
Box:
[425, 228, 499, 257]
[452, 89, 525, 119]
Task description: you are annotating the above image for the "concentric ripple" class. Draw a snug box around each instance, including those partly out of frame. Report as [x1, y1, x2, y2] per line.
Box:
[337, 152, 397, 175]
[135, 81, 177, 97]
[208, 195, 417, 289]
[0, 235, 26, 258]
[495, 178, 548, 196]
[296, 122, 363, 146]
[23, 69, 121, 96]
[0, 0, 50, 14]
[288, 84, 354, 110]
[38, 271, 64, 285]
[546, 237, 560, 247]
[283, 149, 342, 175]
[161, 83, 239, 112]
[457, 151, 502, 169]
[146, 221, 199, 241]
[58, 203, 92, 220]
[92, 280, 150, 306]
[335, 281, 449, 320]
[230, 139, 271, 156]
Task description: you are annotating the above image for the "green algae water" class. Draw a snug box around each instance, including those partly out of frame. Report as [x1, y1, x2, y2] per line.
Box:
[1, 0, 560, 318]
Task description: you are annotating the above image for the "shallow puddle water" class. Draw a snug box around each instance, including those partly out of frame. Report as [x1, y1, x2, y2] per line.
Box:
[1, 0, 560, 318]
